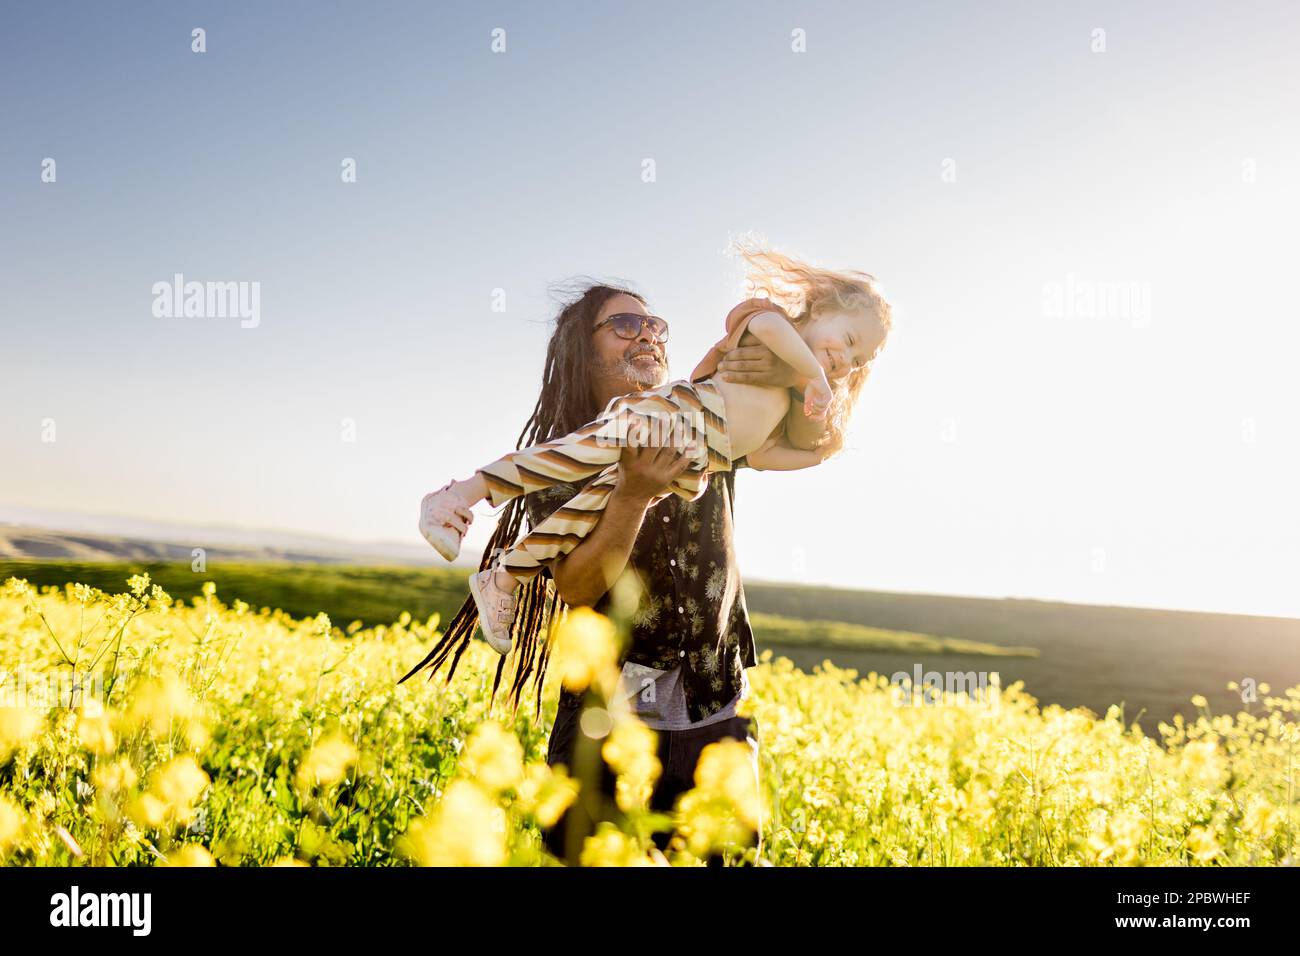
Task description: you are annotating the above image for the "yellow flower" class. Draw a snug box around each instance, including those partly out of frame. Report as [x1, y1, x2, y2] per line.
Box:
[1241, 798, 1279, 839]
[153, 755, 210, 825]
[1180, 738, 1225, 789]
[165, 844, 215, 867]
[269, 856, 309, 867]
[579, 822, 660, 867]
[1186, 825, 1221, 864]
[670, 738, 764, 859]
[602, 717, 661, 812]
[184, 720, 211, 752]
[459, 721, 524, 793]
[402, 779, 507, 866]
[693, 738, 762, 831]
[675, 791, 751, 859]
[295, 732, 359, 791]
[551, 608, 621, 694]
[1087, 808, 1145, 865]
[514, 763, 579, 828]
[0, 706, 42, 761]
[123, 670, 202, 739]
[127, 792, 168, 830]
[77, 709, 117, 755]
[0, 794, 27, 854]
[92, 757, 139, 794]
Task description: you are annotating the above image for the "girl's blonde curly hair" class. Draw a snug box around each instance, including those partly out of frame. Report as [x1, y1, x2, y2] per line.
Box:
[732, 237, 893, 456]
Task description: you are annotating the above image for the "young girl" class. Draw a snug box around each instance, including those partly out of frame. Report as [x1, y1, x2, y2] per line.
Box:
[419, 245, 892, 652]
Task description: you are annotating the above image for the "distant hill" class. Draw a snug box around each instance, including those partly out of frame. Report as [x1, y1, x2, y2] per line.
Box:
[742, 578, 1300, 738]
[0, 519, 446, 567]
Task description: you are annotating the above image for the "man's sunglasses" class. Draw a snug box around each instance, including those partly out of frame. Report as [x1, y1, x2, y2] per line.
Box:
[593, 312, 670, 343]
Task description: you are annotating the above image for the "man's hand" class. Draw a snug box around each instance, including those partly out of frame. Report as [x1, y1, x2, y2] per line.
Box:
[716, 343, 804, 388]
[549, 425, 692, 608]
[613, 422, 694, 504]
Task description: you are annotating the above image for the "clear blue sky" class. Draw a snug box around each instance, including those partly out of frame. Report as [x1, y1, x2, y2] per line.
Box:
[3, 1, 1298, 617]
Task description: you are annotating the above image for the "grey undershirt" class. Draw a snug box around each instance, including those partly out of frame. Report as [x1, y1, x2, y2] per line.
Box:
[619, 661, 750, 731]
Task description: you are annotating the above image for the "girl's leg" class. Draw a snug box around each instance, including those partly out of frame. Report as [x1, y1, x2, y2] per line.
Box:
[493, 379, 734, 579]
[494, 453, 725, 585]
[494, 462, 625, 581]
[445, 390, 673, 510]
[471, 461, 645, 653]
[425, 388, 691, 565]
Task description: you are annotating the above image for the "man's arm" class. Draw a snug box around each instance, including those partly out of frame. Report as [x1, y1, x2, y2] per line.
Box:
[549, 431, 692, 608]
[715, 341, 833, 451]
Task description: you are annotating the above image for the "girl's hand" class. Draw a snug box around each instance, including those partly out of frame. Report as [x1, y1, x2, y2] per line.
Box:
[803, 376, 833, 421]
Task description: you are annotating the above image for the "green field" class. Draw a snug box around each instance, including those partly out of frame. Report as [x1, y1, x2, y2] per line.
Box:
[0, 560, 1030, 659]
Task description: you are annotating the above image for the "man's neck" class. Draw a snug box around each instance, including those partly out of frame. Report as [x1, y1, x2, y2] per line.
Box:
[593, 375, 659, 409]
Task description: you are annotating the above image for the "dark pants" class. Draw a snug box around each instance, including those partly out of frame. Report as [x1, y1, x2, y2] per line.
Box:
[541, 691, 763, 865]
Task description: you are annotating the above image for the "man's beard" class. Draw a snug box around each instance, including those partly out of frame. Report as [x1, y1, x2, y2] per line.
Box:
[595, 348, 667, 390]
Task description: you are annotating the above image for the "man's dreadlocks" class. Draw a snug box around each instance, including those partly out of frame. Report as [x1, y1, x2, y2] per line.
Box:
[397, 283, 647, 724]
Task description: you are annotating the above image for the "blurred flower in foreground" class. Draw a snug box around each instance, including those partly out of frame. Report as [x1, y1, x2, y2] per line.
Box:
[1180, 738, 1226, 789]
[1085, 807, 1145, 865]
[551, 608, 621, 695]
[674, 738, 762, 858]
[295, 732, 359, 792]
[122, 670, 204, 742]
[77, 707, 117, 756]
[580, 822, 663, 867]
[165, 844, 215, 866]
[92, 757, 139, 794]
[694, 739, 762, 829]
[402, 779, 507, 866]
[127, 793, 167, 830]
[459, 721, 524, 793]
[1242, 797, 1279, 840]
[514, 762, 579, 828]
[0, 706, 42, 762]
[156, 755, 210, 821]
[602, 718, 661, 813]
[129, 755, 210, 829]
[0, 794, 27, 855]
[1186, 825, 1222, 864]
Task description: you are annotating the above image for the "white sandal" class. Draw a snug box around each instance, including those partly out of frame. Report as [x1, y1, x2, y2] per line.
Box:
[468, 566, 518, 654]
[419, 480, 472, 561]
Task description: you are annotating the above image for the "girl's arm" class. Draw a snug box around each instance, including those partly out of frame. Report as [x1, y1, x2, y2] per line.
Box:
[745, 311, 833, 419]
[745, 435, 832, 472]
[745, 311, 824, 385]
[783, 386, 832, 450]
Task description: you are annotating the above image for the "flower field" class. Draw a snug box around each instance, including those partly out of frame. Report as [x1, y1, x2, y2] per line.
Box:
[0, 575, 1295, 866]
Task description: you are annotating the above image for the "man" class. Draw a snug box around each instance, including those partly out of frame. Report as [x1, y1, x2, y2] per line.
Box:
[515, 283, 829, 864]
